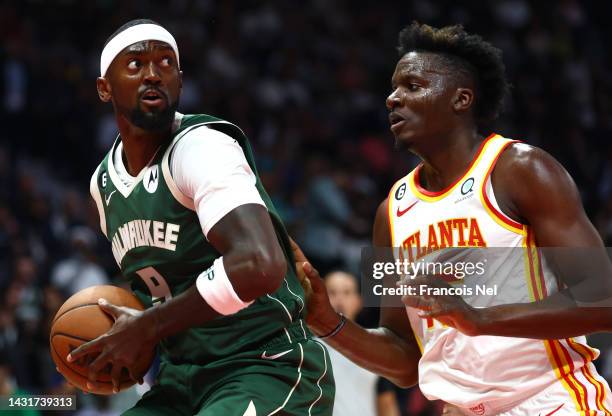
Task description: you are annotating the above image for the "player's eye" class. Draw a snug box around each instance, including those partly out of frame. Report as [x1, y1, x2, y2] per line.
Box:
[407, 83, 420, 92]
[127, 59, 141, 70]
[160, 57, 173, 67]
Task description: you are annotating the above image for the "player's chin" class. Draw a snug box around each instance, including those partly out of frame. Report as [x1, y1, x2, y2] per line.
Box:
[139, 100, 168, 113]
[393, 134, 415, 151]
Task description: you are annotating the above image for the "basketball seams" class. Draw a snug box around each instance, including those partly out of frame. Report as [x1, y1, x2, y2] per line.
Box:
[52, 302, 108, 325]
[49, 285, 152, 394]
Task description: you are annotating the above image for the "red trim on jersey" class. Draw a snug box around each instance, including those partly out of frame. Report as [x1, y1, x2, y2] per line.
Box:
[547, 340, 587, 412]
[527, 228, 548, 300]
[534, 242, 549, 298]
[558, 340, 590, 412]
[386, 195, 393, 246]
[568, 338, 611, 415]
[481, 140, 525, 230]
[412, 133, 497, 197]
[526, 229, 543, 301]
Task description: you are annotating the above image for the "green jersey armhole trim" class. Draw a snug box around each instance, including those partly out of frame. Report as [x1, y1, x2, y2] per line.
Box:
[90, 165, 108, 237]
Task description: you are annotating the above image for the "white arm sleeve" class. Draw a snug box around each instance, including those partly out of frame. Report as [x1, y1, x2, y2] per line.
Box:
[171, 126, 265, 237]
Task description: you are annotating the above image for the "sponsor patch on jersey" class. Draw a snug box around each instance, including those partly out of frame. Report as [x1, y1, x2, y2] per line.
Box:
[454, 177, 476, 204]
[461, 177, 474, 195]
[144, 165, 159, 194]
[395, 183, 407, 200]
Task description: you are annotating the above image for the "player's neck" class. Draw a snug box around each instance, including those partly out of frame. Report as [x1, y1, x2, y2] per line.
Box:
[116, 116, 170, 176]
[417, 128, 482, 192]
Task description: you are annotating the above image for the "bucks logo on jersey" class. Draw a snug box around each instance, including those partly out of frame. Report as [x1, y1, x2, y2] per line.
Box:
[90, 113, 308, 363]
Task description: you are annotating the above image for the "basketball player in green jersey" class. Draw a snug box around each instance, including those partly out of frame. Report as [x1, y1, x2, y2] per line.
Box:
[67, 19, 334, 415]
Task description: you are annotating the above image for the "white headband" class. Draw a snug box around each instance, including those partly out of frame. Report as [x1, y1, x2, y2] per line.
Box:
[100, 23, 180, 77]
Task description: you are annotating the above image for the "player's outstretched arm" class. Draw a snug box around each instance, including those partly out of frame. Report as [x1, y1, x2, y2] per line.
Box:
[295, 199, 421, 388]
[402, 144, 612, 338]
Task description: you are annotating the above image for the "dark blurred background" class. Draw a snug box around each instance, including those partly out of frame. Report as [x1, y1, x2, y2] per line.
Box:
[1, 0, 611, 414]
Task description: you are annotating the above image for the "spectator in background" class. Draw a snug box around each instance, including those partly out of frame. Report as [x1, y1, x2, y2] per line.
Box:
[50, 226, 109, 296]
[320, 270, 401, 416]
[0, 351, 40, 416]
[299, 156, 369, 277]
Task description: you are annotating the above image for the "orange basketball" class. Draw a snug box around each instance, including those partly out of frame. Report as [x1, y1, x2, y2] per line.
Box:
[50, 285, 155, 395]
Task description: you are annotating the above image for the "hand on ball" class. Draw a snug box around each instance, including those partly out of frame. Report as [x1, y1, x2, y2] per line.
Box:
[67, 298, 157, 393]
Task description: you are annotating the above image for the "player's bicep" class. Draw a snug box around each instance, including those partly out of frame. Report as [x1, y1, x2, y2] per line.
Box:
[207, 204, 277, 253]
[511, 146, 600, 247]
[499, 145, 610, 290]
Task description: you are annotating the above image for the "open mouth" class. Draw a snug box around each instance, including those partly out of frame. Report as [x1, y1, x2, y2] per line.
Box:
[388, 112, 405, 127]
[140, 89, 166, 106]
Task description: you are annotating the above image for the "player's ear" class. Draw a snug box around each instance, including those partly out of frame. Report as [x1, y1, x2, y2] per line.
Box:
[452, 87, 474, 114]
[178, 70, 183, 91]
[96, 77, 112, 102]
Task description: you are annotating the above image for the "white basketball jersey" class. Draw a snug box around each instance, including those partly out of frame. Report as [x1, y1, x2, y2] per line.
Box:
[388, 134, 610, 415]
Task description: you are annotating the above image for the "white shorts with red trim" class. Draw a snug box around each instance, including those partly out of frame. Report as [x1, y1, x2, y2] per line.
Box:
[497, 373, 612, 416]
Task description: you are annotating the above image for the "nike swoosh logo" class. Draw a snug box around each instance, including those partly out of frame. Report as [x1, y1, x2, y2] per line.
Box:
[261, 349, 292, 360]
[105, 190, 116, 206]
[396, 201, 418, 217]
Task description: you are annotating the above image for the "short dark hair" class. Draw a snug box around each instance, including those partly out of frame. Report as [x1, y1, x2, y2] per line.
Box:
[398, 22, 509, 124]
[104, 18, 162, 47]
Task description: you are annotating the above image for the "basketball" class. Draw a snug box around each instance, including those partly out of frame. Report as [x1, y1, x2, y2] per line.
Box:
[49, 285, 155, 395]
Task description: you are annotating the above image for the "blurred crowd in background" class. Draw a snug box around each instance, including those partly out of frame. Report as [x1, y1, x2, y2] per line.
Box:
[1, 0, 611, 414]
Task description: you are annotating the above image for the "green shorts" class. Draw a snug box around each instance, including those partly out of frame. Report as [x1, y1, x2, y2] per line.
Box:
[123, 325, 334, 415]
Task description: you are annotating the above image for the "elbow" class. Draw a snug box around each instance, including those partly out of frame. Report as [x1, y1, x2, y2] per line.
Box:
[392, 373, 418, 389]
[248, 245, 287, 295]
[388, 368, 418, 389]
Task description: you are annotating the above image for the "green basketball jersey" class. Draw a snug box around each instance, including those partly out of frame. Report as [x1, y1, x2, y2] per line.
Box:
[90, 113, 309, 364]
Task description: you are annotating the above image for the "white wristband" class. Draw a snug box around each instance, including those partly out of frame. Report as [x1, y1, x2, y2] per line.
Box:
[196, 257, 253, 315]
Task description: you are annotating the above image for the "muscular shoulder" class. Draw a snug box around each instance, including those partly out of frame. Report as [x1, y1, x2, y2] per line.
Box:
[492, 142, 581, 224]
[495, 142, 568, 181]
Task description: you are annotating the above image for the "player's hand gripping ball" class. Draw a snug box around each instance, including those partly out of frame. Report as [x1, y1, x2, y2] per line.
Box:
[50, 285, 155, 394]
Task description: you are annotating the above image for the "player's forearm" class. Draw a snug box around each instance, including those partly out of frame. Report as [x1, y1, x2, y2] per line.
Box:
[322, 318, 419, 388]
[477, 293, 612, 338]
[143, 248, 286, 342]
[144, 284, 220, 342]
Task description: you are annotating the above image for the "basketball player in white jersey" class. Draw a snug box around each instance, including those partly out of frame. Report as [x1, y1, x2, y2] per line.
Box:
[292, 22, 612, 415]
